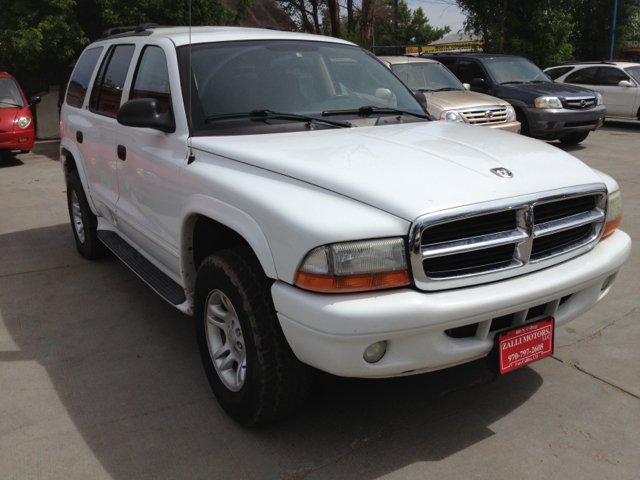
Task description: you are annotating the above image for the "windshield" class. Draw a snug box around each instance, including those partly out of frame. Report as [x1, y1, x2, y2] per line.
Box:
[625, 66, 640, 84]
[391, 62, 464, 92]
[484, 57, 551, 84]
[179, 40, 428, 135]
[0, 77, 26, 109]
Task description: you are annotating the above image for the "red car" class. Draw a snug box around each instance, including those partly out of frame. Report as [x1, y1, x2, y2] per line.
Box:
[0, 72, 40, 154]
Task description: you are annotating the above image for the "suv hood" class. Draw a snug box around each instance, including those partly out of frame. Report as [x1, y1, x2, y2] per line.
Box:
[193, 122, 603, 222]
[426, 90, 509, 111]
[498, 82, 596, 98]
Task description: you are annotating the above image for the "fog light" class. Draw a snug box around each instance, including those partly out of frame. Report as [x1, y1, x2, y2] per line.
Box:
[363, 341, 387, 363]
[601, 274, 615, 291]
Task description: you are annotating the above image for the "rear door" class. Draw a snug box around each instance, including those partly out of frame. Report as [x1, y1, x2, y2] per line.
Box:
[82, 44, 136, 220]
[114, 41, 188, 278]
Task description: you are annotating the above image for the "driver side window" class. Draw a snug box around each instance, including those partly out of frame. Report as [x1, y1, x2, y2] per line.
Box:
[130, 46, 172, 113]
[457, 61, 485, 84]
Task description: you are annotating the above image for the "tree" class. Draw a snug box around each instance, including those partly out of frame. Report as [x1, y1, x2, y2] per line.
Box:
[0, 0, 88, 74]
[374, 0, 451, 48]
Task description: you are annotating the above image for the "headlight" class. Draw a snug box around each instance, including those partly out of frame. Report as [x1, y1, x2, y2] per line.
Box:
[18, 116, 32, 128]
[296, 238, 410, 293]
[601, 190, 623, 240]
[506, 105, 516, 122]
[534, 96, 563, 109]
[440, 110, 465, 122]
[596, 93, 604, 106]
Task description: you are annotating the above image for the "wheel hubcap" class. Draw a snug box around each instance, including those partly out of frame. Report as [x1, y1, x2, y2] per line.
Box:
[71, 190, 85, 243]
[204, 290, 247, 391]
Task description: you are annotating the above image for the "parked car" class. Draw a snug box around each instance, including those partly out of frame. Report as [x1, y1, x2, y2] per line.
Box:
[544, 61, 640, 121]
[378, 56, 520, 133]
[60, 25, 630, 426]
[0, 72, 40, 154]
[424, 53, 606, 144]
[618, 49, 640, 62]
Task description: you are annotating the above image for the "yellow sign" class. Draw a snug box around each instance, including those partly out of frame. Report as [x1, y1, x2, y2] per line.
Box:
[420, 41, 484, 53]
[405, 46, 419, 54]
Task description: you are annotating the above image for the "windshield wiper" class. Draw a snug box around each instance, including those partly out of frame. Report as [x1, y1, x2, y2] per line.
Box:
[500, 81, 527, 85]
[204, 109, 351, 128]
[433, 87, 462, 92]
[322, 106, 430, 119]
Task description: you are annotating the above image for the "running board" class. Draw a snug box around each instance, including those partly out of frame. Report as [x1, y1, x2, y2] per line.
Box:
[97, 230, 186, 305]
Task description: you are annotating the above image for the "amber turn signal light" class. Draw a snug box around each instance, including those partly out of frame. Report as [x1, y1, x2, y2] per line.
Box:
[296, 270, 411, 293]
[601, 216, 622, 241]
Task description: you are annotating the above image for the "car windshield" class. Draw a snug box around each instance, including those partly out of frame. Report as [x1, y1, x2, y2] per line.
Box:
[0, 77, 25, 108]
[625, 66, 640, 84]
[179, 40, 428, 135]
[390, 62, 465, 92]
[484, 57, 552, 84]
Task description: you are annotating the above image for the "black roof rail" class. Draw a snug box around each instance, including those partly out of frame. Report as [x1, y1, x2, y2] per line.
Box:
[260, 25, 280, 31]
[101, 23, 172, 39]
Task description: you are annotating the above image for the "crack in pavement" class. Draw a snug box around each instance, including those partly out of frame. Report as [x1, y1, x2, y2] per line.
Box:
[551, 356, 640, 401]
[0, 262, 89, 279]
[556, 305, 640, 349]
[277, 373, 497, 480]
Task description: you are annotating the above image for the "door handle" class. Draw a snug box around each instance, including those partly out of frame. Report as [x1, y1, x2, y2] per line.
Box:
[76, 131, 83, 144]
[117, 144, 126, 161]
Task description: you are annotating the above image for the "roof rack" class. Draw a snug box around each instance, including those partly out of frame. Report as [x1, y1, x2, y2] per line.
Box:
[260, 25, 280, 31]
[556, 60, 616, 66]
[101, 23, 172, 39]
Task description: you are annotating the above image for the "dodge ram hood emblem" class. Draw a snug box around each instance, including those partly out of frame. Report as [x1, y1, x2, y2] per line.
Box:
[490, 167, 513, 178]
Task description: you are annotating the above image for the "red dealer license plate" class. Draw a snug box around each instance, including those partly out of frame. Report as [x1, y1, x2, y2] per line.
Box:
[497, 317, 555, 374]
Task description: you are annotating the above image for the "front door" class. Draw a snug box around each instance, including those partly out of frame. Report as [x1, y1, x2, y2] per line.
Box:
[115, 43, 188, 278]
[594, 67, 636, 117]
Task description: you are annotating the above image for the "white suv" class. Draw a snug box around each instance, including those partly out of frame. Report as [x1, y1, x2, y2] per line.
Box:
[545, 61, 640, 120]
[60, 25, 631, 426]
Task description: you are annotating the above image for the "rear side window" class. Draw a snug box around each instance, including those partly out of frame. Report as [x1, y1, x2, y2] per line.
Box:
[66, 47, 103, 109]
[565, 67, 598, 85]
[546, 66, 574, 80]
[457, 60, 486, 84]
[89, 44, 135, 116]
[130, 46, 172, 113]
[596, 67, 630, 86]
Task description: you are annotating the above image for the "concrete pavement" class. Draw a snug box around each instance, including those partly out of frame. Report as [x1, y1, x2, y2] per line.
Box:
[1, 125, 639, 479]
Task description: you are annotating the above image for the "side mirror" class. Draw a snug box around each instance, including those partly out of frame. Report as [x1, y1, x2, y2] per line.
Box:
[117, 98, 175, 133]
[471, 78, 487, 88]
[618, 80, 634, 87]
[463, 83, 471, 90]
[30, 96, 41, 106]
[412, 90, 428, 109]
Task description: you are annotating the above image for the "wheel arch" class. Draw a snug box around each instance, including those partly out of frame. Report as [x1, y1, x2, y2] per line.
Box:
[60, 139, 100, 216]
[180, 195, 279, 302]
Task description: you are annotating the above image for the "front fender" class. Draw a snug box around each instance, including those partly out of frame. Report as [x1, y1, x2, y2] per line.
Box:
[180, 195, 278, 299]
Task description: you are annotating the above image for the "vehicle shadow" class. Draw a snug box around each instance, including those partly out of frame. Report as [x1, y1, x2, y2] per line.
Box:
[30, 140, 61, 160]
[0, 224, 544, 480]
[0, 152, 24, 168]
[602, 119, 640, 131]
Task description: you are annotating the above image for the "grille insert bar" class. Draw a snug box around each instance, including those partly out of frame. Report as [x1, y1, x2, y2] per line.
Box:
[409, 184, 607, 291]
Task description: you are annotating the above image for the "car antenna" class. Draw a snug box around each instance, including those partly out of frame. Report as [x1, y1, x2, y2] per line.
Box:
[187, 0, 196, 165]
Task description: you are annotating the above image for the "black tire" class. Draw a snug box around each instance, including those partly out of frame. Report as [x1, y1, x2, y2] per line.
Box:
[559, 131, 589, 145]
[515, 108, 530, 136]
[195, 247, 312, 426]
[66, 171, 110, 259]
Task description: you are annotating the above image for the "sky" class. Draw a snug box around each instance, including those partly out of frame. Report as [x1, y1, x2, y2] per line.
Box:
[405, 1, 467, 34]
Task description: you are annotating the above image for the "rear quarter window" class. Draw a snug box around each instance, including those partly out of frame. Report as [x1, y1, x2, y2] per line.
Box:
[565, 67, 598, 85]
[66, 47, 104, 109]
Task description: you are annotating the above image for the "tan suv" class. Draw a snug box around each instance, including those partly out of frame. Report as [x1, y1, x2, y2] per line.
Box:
[379, 56, 521, 133]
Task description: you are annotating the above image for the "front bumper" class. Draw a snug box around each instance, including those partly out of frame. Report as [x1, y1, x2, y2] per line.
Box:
[0, 129, 35, 151]
[525, 105, 606, 140]
[485, 120, 521, 134]
[273, 230, 631, 378]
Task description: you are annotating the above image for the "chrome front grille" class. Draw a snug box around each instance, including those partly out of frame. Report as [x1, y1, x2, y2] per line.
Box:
[459, 106, 508, 125]
[409, 184, 607, 291]
[565, 97, 595, 109]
